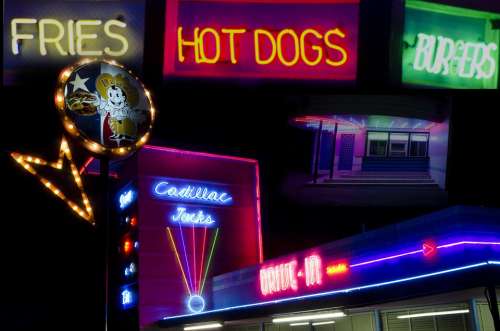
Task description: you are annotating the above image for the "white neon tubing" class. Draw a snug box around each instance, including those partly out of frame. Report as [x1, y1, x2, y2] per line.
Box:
[312, 321, 336, 326]
[397, 309, 469, 319]
[290, 322, 310, 326]
[273, 312, 345, 323]
[184, 323, 223, 330]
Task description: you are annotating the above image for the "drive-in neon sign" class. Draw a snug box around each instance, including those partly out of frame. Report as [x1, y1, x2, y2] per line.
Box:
[259, 254, 323, 296]
[164, 0, 359, 80]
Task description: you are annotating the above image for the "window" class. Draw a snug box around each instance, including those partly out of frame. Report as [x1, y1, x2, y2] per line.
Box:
[367, 132, 389, 157]
[389, 133, 409, 157]
[381, 304, 470, 331]
[410, 133, 429, 157]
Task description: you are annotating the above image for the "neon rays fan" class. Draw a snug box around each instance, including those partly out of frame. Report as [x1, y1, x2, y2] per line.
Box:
[166, 219, 219, 313]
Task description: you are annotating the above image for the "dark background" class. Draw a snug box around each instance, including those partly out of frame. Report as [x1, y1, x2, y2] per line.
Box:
[1, 0, 500, 329]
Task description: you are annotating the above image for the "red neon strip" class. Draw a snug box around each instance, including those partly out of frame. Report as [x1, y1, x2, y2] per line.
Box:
[178, 0, 359, 3]
[144, 145, 257, 164]
[166, 70, 356, 81]
[198, 227, 208, 295]
[256, 163, 263, 262]
[192, 224, 197, 294]
[79, 157, 94, 174]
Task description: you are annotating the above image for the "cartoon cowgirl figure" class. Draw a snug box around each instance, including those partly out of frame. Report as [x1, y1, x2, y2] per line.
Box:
[92, 73, 146, 145]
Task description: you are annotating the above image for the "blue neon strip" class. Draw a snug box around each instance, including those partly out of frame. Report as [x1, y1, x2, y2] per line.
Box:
[162, 261, 499, 320]
[350, 249, 422, 268]
[350, 240, 500, 269]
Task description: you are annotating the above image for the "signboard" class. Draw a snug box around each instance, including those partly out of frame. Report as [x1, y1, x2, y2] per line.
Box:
[54, 59, 155, 157]
[207, 232, 500, 316]
[3, 0, 145, 85]
[402, 0, 500, 89]
[113, 146, 263, 326]
[163, 0, 359, 80]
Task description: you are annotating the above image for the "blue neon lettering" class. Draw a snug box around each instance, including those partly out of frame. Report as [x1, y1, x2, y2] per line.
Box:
[119, 189, 135, 209]
[154, 181, 232, 205]
[171, 207, 215, 226]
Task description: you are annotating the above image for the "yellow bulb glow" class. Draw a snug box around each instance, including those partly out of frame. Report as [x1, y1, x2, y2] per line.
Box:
[10, 137, 94, 224]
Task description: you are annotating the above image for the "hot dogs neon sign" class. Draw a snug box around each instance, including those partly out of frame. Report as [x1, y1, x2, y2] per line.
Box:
[176, 27, 348, 68]
[164, 0, 359, 80]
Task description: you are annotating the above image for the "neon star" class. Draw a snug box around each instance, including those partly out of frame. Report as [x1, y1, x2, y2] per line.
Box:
[10, 137, 94, 224]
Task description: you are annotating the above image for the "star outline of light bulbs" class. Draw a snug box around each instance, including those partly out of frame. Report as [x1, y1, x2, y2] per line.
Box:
[10, 136, 95, 224]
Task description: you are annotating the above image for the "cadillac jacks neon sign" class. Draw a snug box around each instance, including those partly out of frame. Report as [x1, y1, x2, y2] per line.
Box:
[153, 180, 233, 205]
[152, 177, 233, 228]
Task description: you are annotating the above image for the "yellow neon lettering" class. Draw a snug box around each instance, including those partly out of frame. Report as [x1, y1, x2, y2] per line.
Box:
[198, 28, 221, 64]
[325, 28, 348, 67]
[39, 19, 67, 56]
[11, 18, 36, 55]
[177, 26, 199, 63]
[221, 28, 246, 64]
[254, 29, 276, 65]
[76, 20, 103, 56]
[104, 19, 128, 56]
[300, 28, 323, 66]
[67, 20, 76, 55]
[277, 29, 300, 67]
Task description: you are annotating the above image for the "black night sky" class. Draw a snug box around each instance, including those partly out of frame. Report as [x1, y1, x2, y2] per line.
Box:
[2, 0, 500, 330]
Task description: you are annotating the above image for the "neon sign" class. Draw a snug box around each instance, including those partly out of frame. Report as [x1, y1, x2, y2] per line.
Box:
[413, 33, 497, 79]
[3, 0, 145, 85]
[121, 285, 137, 309]
[402, 0, 500, 89]
[154, 180, 232, 205]
[170, 207, 216, 227]
[326, 263, 348, 276]
[164, 0, 359, 80]
[259, 254, 322, 296]
[10, 18, 128, 57]
[257, 240, 500, 299]
[119, 189, 136, 210]
[177, 27, 348, 67]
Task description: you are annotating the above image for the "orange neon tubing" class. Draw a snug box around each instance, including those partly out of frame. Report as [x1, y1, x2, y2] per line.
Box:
[166, 227, 192, 295]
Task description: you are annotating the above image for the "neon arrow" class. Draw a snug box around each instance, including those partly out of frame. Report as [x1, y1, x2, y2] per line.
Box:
[423, 242, 436, 257]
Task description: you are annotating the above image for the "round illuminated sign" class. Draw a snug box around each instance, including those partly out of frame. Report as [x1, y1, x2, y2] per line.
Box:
[55, 59, 155, 157]
[187, 294, 206, 313]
